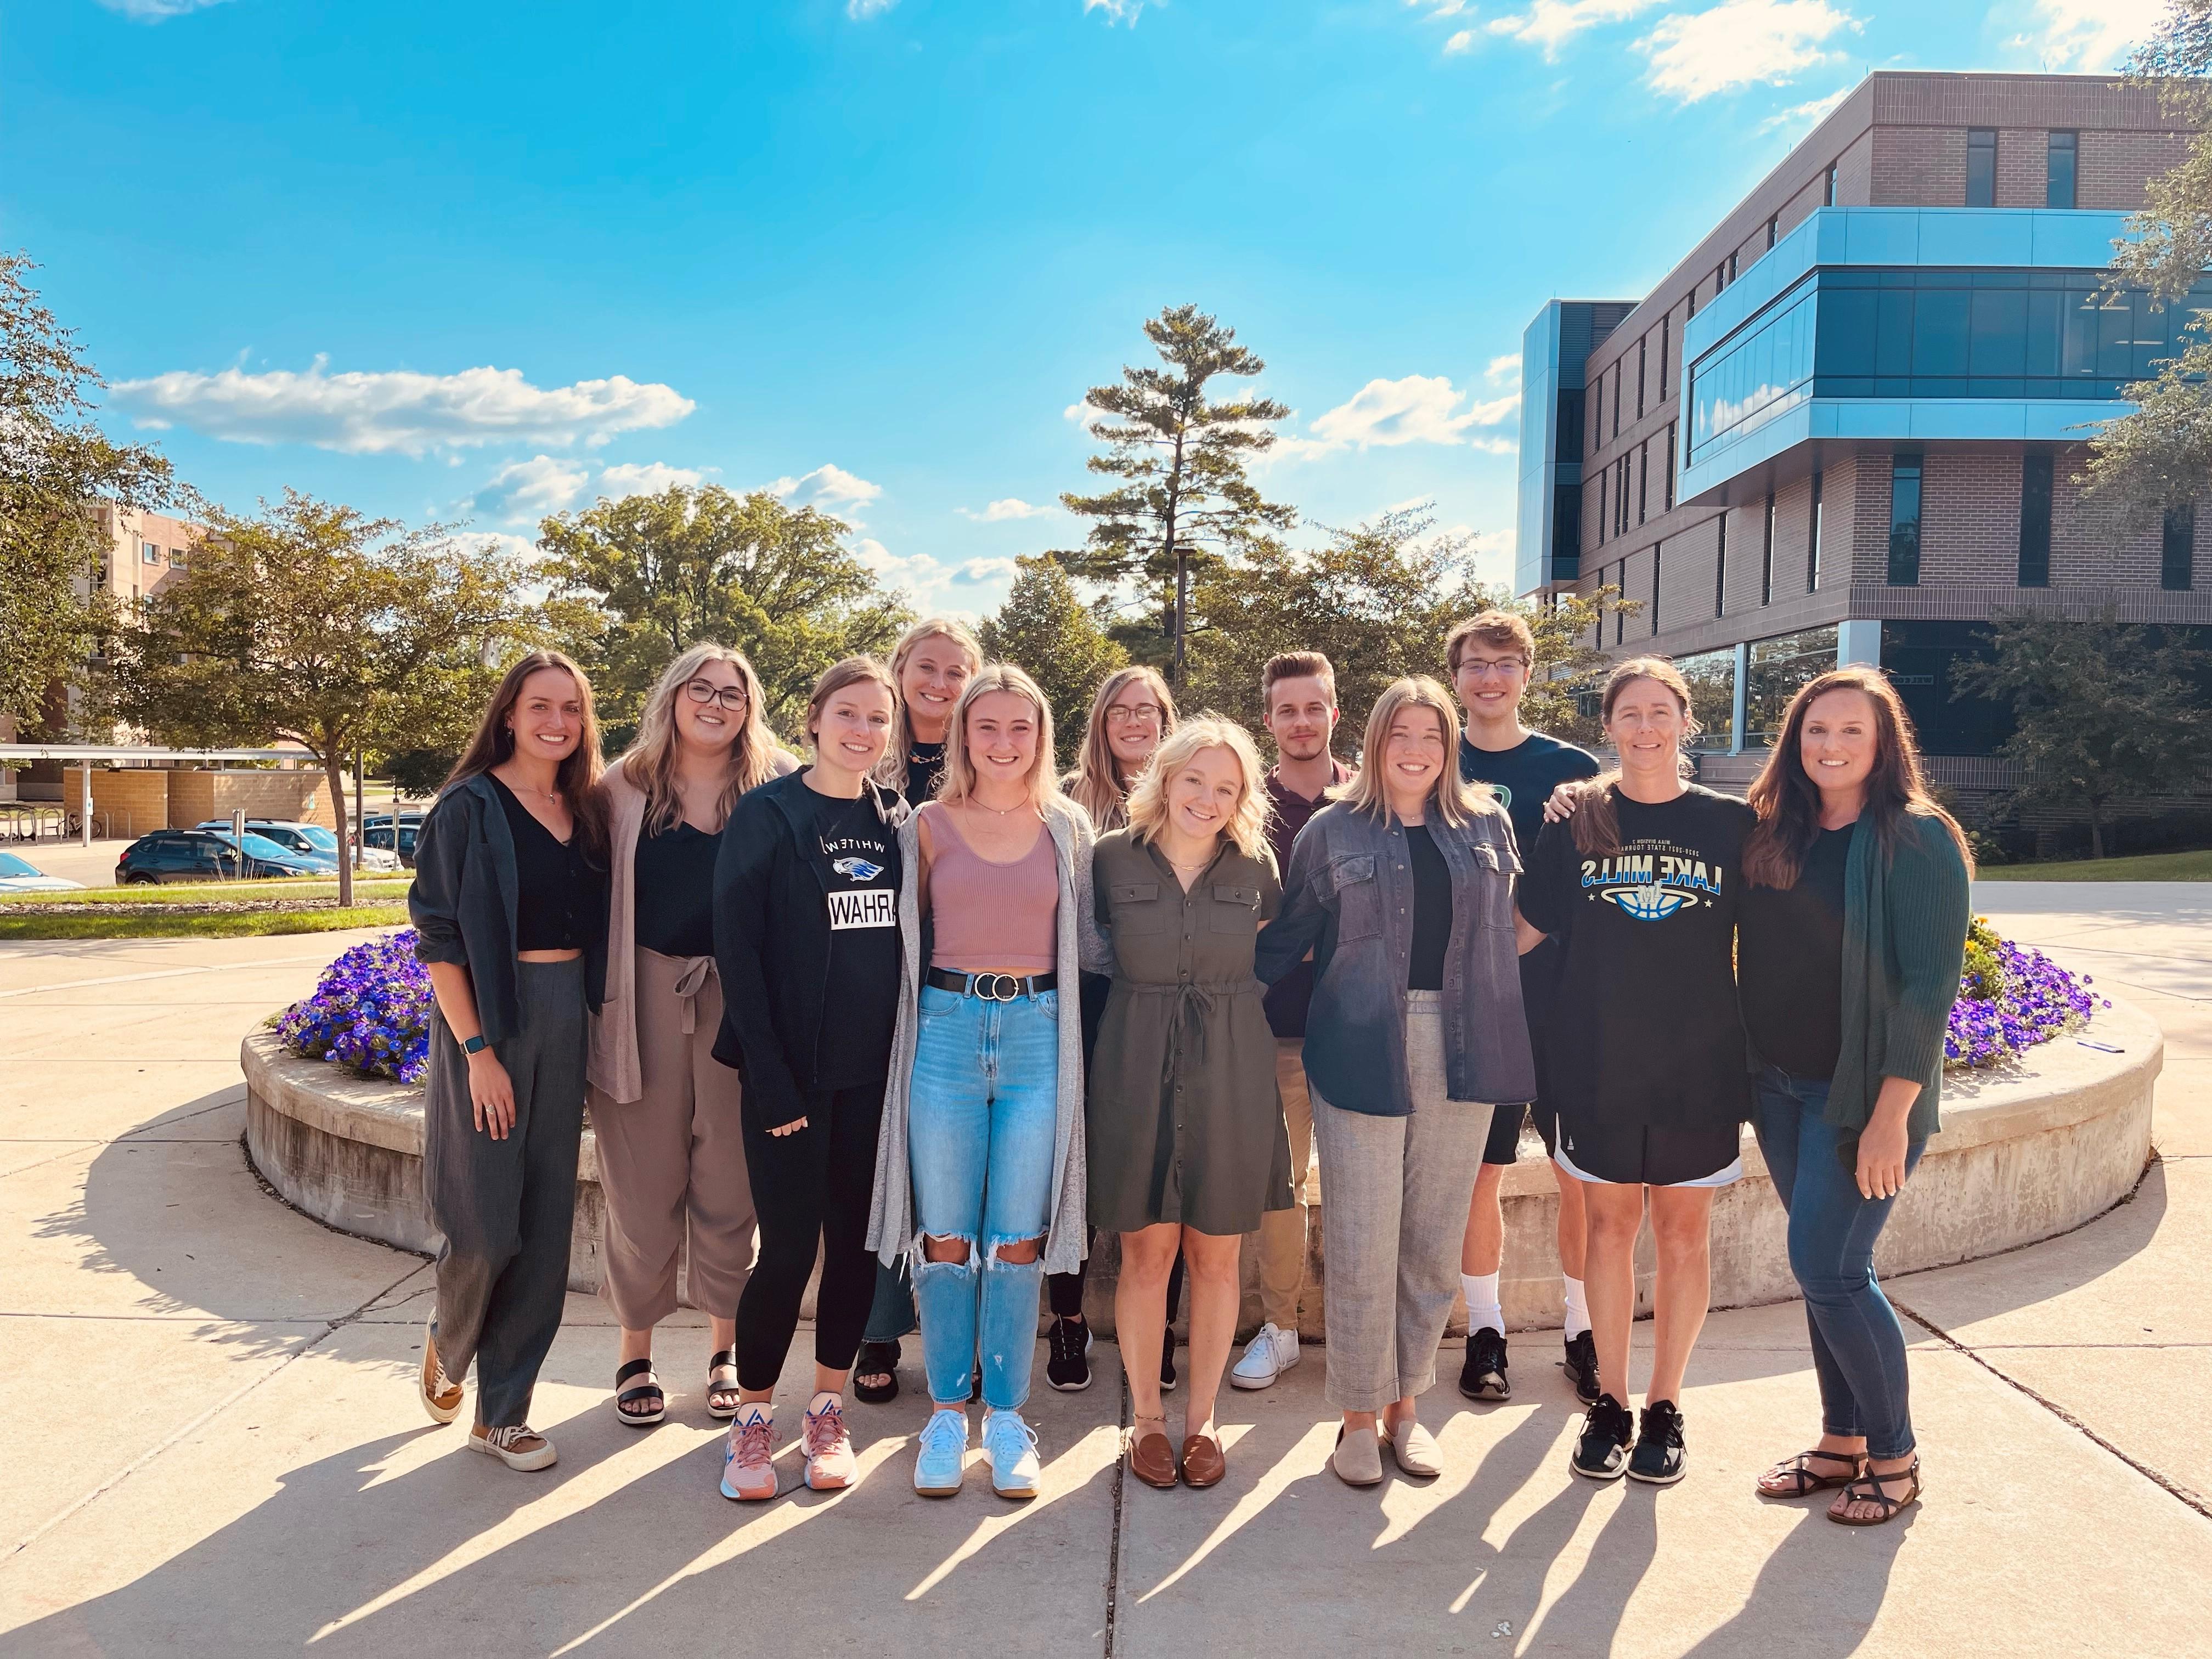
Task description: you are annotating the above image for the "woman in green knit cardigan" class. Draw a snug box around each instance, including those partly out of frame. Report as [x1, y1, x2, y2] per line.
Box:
[1736, 667, 1971, 1528]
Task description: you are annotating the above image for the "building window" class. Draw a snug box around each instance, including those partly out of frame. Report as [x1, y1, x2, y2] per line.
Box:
[2018, 452, 2053, 587]
[2047, 131, 2078, 210]
[1651, 541, 1662, 635]
[1824, 162, 1837, 207]
[1728, 250, 1739, 284]
[1808, 470, 1824, 592]
[1659, 314, 1670, 400]
[1716, 261, 1726, 294]
[1766, 215, 1779, 251]
[1637, 337, 1647, 419]
[1611, 361, 1623, 439]
[1589, 374, 1601, 455]
[1638, 440, 1650, 525]
[1761, 493, 1776, 605]
[1618, 458, 1631, 535]
[1687, 284, 1697, 320]
[1664, 420, 1677, 511]
[2163, 503, 2196, 591]
[142, 540, 161, 565]
[168, 545, 188, 571]
[1558, 387, 1585, 459]
[1967, 128, 1996, 207]
[1597, 470, 1607, 546]
[1615, 565, 1626, 644]
[1888, 452, 1923, 585]
[1716, 512, 1728, 617]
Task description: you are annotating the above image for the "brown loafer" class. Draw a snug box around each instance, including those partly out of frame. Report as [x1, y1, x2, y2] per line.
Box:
[1127, 1426, 1180, 1489]
[1180, 1432, 1226, 1488]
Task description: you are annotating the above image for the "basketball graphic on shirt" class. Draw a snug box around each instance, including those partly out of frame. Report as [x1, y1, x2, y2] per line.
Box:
[1580, 839, 1724, 922]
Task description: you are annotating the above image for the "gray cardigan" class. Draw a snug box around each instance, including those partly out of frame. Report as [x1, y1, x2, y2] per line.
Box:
[865, 796, 1113, 1276]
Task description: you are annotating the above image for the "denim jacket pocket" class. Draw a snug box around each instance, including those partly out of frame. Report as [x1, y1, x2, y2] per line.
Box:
[1328, 853, 1383, 943]
[1111, 879, 1170, 935]
[1207, 882, 1261, 933]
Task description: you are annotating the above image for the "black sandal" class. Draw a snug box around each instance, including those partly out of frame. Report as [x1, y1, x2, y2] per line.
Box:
[1829, 1458, 1922, 1526]
[1758, 1447, 1863, 1498]
[705, 1348, 743, 1421]
[854, 1339, 901, 1406]
[614, 1357, 665, 1426]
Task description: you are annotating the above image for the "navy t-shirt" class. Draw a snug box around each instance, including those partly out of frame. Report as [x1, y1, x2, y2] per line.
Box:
[1457, 730, 1602, 866]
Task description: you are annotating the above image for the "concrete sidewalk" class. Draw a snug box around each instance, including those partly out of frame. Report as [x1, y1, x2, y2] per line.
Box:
[3, 913, 2209, 1657]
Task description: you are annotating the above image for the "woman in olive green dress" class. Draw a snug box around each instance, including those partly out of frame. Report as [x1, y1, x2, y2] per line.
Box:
[1091, 715, 1293, 1492]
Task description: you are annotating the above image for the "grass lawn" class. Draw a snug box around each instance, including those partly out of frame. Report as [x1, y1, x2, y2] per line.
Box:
[0, 877, 411, 908]
[0, 905, 406, 941]
[1978, 847, 2212, 882]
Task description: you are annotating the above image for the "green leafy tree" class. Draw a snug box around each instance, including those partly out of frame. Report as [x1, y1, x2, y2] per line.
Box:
[1184, 506, 1636, 746]
[1057, 304, 1294, 689]
[978, 555, 1127, 765]
[1950, 608, 2212, 860]
[0, 252, 175, 731]
[538, 484, 909, 746]
[110, 491, 536, 903]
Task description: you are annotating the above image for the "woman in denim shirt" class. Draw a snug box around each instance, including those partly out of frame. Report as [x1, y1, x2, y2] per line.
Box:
[1257, 676, 1534, 1488]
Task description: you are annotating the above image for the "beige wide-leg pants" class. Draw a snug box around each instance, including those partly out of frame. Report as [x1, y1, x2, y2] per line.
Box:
[1253, 1037, 1317, 1330]
[590, 949, 758, 1328]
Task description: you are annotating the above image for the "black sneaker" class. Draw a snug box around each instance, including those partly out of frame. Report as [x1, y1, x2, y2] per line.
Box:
[1571, 1394, 1634, 1481]
[1628, 1400, 1687, 1485]
[1160, 1341, 1178, 1393]
[1562, 1331, 1600, 1406]
[1046, 1316, 1093, 1392]
[1458, 1326, 1511, 1401]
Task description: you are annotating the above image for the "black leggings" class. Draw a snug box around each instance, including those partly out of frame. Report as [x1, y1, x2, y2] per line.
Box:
[734, 1077, 884, 1391]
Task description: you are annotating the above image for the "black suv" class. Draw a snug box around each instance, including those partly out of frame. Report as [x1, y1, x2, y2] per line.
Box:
[114, 830, 322, 885]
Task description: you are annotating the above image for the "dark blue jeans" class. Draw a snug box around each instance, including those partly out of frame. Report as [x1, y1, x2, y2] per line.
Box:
[1753, 1069, 1926, 1460]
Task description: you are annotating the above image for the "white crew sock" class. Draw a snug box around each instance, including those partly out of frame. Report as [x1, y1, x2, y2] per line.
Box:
[1460, 1272, 1504, 1337]
[808, 1389, 843, 1417]
[1562, 1276, 1591, 1340]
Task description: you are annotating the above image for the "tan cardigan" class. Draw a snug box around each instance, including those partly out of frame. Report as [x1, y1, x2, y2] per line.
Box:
[587, 749, 798, 1104]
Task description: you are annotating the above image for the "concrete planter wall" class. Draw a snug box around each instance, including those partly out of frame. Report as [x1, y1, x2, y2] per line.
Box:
[241, 997, 2160, 1338]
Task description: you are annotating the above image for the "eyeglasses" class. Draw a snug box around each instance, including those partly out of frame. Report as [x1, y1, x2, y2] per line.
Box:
[683, 679, 748, 710]
[1455, 657, 1530, 680]
[1104, 703, 1164, 726]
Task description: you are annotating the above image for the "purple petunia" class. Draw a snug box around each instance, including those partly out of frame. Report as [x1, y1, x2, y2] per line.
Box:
[275, 929, 432, 1085]
[1945, 920, 2096, 1070]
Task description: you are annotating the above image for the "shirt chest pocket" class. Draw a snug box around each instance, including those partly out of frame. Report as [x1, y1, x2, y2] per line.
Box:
[1328, 854, 1383, 943]
[1111, 879, 1170, 935]
[1207, 882, 1261, 934]
[1469, 841, 1515, 930]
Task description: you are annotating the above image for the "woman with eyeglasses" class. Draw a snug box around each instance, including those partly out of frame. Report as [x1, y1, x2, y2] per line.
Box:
[587, 646, 795, 1430]
[1052, 665, 1184, 1394]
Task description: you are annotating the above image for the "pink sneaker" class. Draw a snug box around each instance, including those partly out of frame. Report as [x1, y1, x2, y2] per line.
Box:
[803, 1395, 857, 1491]
[719, 1406, 777, 1502]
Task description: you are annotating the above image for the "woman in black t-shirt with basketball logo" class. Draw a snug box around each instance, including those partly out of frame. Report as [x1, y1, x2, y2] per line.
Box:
[1516, 656, 1754, 1489]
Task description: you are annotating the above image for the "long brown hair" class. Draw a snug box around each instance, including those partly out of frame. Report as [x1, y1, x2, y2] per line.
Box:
[1570, 656, 1699, 860]
[444, 650, 608, 861]
[1063, 664, 1177, 831]
[1743, 666, 1973, 888]
[615, 642, 787, 835]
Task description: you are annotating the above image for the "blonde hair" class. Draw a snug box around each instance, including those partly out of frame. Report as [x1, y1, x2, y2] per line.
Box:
[938, 664, 1057, 814]
[1336, 676, 1496, 830]
[1123, 714, 1272, 863]
[1063, 665, 1178, 831]
[616, 644, 785, 834]
[876, 617, 984, 795]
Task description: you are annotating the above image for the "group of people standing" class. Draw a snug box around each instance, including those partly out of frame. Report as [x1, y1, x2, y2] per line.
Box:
[406, 605, 1971, 1528]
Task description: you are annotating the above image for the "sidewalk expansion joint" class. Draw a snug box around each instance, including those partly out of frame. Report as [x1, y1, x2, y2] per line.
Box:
[1102, 1361, 1128, 1658]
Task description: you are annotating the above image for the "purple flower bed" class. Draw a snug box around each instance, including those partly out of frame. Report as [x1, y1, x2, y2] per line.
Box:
[1946, 918, 2107, 1070]
[275, 928, 432, 1085]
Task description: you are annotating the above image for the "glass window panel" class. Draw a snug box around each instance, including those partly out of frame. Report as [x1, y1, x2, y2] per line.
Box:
[2047, 132, 2077, 210]
[2018, 452, 2052, 588]
[2063, 291, 2101, 377]
[1875, 289, 1916, 375]
[1676, 647, 1738, 752]
[1889, 453, 1922, 586]
[1967, 129, 1996, 206]
[1912, 288, 1971, 376]
[2025, 289, 2063, 377]
[2098, 295, 2135, 379]
[1970, 287, 2028, 376]
[1745, 626, 1841, 748]
[2164, 504, 2195, 591]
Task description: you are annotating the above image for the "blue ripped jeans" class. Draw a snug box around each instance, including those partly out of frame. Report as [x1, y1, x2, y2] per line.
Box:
[1754, 1068, 1927, 1460]
[909, 984, 1059, 1412]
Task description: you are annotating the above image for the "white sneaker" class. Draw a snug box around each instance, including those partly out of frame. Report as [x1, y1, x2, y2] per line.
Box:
[983, 1408, 1042, 1500]
[1229, 1322, 1299, 1390]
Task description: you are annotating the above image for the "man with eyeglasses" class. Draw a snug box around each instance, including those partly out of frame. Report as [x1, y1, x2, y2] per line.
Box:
[1446, 610, 1601, 1408]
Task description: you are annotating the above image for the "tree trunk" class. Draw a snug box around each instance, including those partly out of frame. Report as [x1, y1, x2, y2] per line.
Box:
[1171, 543, 1188, 692]
[2086, 794, 2106, 862]
[321, 749, 354, 907]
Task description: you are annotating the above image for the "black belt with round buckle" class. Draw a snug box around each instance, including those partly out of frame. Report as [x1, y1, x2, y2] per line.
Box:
[924, 967, 1057, 1002]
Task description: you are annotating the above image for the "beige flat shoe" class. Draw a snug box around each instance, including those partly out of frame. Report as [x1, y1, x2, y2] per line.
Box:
[1331, 1424, 1384, 1487]
[1383, 1417, 1443, 1478]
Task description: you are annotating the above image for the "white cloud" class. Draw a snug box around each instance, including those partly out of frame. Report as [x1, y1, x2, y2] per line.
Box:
[448, 531, 541, 563]
[1486, 353, 1522, 386]
[1759, 85, 1851, 132]
[1084, 0, 1146, 22]
[768, 463, 883, 511]
[958, 498, 1051, 522]
[1470, 436, 1517, 455]
[1487, 0, 1662, 59]
[1288, 374, 1520, 456]
[477, 455, 591, 520]
[94, 0, 233, 18]
[111, 357, 695, 456]
[847, 0, 899, 16]
[1445, 29, 1479, 53]
[953, 556, 1022, 584]
[599, 461, 709, 498]
[2012, 0, 2163, 71]
[1638, 0, 1859, 102]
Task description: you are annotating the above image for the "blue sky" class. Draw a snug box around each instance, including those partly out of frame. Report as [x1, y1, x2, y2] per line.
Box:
[8, 0, 2163, 616]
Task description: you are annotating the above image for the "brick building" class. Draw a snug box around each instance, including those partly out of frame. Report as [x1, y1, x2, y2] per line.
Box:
[1515, 71, 2211, 812]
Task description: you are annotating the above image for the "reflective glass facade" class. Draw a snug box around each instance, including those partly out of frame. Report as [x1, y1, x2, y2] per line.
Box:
[1677, 647, 1737, 752]
[1746, 625, 1841, 748]
[1688, 269, 2212, 470]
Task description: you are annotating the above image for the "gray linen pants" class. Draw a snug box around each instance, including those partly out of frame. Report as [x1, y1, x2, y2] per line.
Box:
[425, 957, 586, 1430]
[1309, 992, 1494, 1412]
[590, 951, 757, 1328]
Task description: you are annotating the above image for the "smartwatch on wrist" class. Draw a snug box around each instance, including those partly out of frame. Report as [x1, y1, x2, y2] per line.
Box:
[462, 1035, 488, 1056]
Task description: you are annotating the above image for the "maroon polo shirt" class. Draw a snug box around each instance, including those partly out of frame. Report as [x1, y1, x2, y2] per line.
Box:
[1262, 759, 1350, 1040]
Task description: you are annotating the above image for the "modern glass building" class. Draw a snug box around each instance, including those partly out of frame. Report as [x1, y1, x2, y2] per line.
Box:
[1514, 72, 2212, 794]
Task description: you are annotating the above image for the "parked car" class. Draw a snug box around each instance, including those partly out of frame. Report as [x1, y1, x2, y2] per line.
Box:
[362, 811, 425, 867]
[195, 819, 402, 873]
[115, 830, 326, 884]
[0, 851, 84, 894]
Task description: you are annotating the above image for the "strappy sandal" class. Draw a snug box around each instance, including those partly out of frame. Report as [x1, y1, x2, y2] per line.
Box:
[1758, 1447, 1864, 1499]
[614, 1358, 665, 1426]
[854, 1339, 901, 1405]
[705, 1348, 743, 1420]
[1829, 1458, 1922, 1526]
